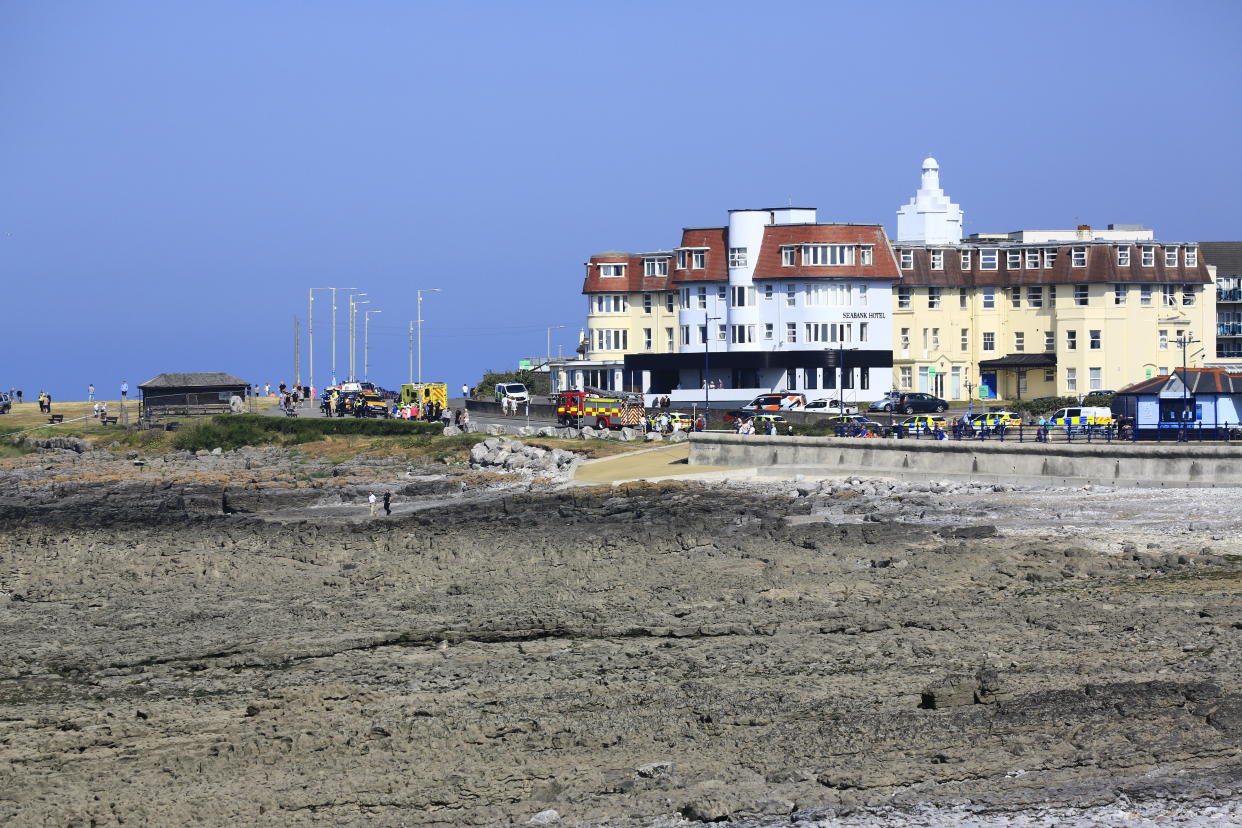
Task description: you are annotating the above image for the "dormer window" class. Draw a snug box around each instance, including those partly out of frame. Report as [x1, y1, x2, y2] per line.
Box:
[1165, 247, 1179, 267]
[1141, 245, 1155, 266]
[960, 250, 972, 270]
[930, 250, 944, 270]
[802, 244, 854, 266]
[599, 264, 625, 278]
[899, 249, 914, 270]
[859, 245, 874, 266]
[675, 250, 687, 269]
[1117, 246, 1130, 266]
[1025, 249, 1040, 269]
[1071, 247, 1087, 267]
[980, 248, 998, 270]
[692, 250, 706, 269]
[643, 257, 668, 277]
[1186, 247, 1198, 267]
[781, 246, 796, 266]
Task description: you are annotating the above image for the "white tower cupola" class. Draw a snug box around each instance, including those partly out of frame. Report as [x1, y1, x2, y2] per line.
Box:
[896, 155, 963, 244]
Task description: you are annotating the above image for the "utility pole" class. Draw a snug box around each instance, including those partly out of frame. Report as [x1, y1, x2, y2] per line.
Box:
[1177, 332, 1200, 441]
[364, 309, 381, 381]
[704, 312, 720, 418]
[293, 316, 301, 387]
[415, 288, 441, 385]
[347, 293, 368, 382]
[408, 320, 414, 384]
[325, 287, 358, 386]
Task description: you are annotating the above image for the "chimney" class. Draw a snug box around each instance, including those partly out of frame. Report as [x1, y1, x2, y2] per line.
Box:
[1076, 224, 1093, 240]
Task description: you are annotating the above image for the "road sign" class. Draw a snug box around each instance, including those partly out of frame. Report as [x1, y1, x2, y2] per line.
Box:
[928, 366, 937, 378]
[518, 360, 532, 370]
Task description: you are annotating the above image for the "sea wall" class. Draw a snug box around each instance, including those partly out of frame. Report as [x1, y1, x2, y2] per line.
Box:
[689, 432, 1242, 487]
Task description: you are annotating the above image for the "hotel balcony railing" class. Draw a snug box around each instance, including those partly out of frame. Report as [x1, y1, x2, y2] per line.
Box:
[1218, 323, 1242, 337]
[1217, 348, 1242, 359]
[1218, 288, 1242, 302]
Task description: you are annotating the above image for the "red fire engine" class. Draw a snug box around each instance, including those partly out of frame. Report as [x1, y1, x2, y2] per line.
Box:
[555, 389, 645, 430]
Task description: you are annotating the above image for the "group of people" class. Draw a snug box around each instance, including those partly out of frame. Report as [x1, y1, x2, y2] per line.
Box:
[396, 400, 451, 422]
[499, 396, 525, 415]
[91, 401, 110, 419]
[36, 391, 53, 413]
[733, 416, 781, 436]
[367, 491, 393, 517]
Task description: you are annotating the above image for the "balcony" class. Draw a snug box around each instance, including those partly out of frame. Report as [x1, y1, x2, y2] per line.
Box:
[1218, 324, 1242, 337]
[1218, 288, 1242, 302]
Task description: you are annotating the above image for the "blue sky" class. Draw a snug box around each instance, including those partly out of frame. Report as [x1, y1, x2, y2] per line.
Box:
[3, 0, 1240, 399]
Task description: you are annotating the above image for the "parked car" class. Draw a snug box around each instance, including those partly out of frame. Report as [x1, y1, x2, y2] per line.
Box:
[0, 392, 10, 415]
[748, 413, 788, 429]
[664, 412, 695, 431]
[805, 398, 858, 415]
[869, 392, 948, 414]
[898, 415, 946, 433]
[968, 410, 1023, 432]
[821, 414, 883, 430]
[721, 409, 751, 424]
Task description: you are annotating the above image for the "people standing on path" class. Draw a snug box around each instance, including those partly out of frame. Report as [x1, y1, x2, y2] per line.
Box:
[44, 392, 52, 414]
[368, 492, 377, 517]
[383, 491, 392, 516]
[15, 390, 22, 403]
[461, 383, 470, 399]
[461, 408, 470, 431]
[121, 381, 128, 400]
[88, 384, 95, 402]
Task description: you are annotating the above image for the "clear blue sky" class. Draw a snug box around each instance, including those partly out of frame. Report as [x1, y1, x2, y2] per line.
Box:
[3, 0, 1239, 399]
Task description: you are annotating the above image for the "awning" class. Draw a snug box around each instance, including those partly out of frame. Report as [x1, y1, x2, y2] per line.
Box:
[977, 353, 1057, 370]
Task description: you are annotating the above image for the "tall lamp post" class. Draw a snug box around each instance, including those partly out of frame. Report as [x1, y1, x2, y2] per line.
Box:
[310, 286, 355, 392]
[364, 309, 382, 381]
[704, 313, 720, 419]
[546, 325, 566, 394]
[415, 288, 441, 385]
[347, 293, 368, 381]
[1176, 333, 1200, 441]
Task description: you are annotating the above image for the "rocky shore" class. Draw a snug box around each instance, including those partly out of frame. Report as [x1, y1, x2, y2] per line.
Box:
[0, 442, 1239, 825]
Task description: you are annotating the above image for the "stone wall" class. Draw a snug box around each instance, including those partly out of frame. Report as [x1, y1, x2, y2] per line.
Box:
[689, 432, 1242, 488]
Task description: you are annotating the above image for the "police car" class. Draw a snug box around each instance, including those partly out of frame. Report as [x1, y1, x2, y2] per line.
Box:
[1047, 406, 1113, 433]
[898, 415, 946, 433]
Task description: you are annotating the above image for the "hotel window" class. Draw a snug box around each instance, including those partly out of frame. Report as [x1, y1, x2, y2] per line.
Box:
[1140, 285, 1153, 306]
[697, 286, 707, 309]
[1017, 372, 1028, 395]
[1089, 367, 1102, 391]
[1141, 245, 1155, 267]
[1165, 247, 1179, 267]
[1027, 286, 1043, 307]
[763, 283, 774, 299]
[1044, 368, 1055, 382]
[1158, 366, 1169, 376]
[960, 328, 969, 351]
[1066, 368, 1077, 391]
[1043, 248, 1058, 268]
[931, 327, 940, 350]
[1159, 330, 1168, 350]
[899, 249, 914, 269]
[698, 325, 707, 344]
[1113, 284, 1126, 305]
[900, 327, 910, 349]
[681, 326, 690, 346]
[858, 283, 868, 306]
[730, 325, 755, 344]
[786, 283, 796, 306]
[928, 286, 941, 309]
[1117, 246, 1130, 267]
[859, 322, 869, 342]
[665, 293, 674, 312]
[786, 322, 797, 343]
[1071, 247, 1087, 267]
[728, 247, 747, 268]
[666, 328, 674, 350]
[1007, 250, 1022, 269]
[680, 287, 689, 306]
[930, 250, 944, 270]
[1182, 284, 1196, 305]
[1074, 284, 1089, 306]
[805, 284, 827, 306]
[599, 264, 625, 278]
[1014, 331, 1025, 352]
[900, 366, 913, 389]
[643, 328, 653, 351]
[1186, 247, 1198, 267]
[643, 293, 652, 313]
[859, 245, 874, 265]
[982, 287, 995, 309]
[730, 285, 754, 307]
[959, 288, 968, 309]
[594, 294, 628, 313]
[676, 250, 687, 269]
[1025, 249, 1041, 269]
[980, 248, 999, 270]
[595, 329, 628, 350]
[1010, 287, 1021, 309]
[1162, 284, 1177, 307]
[1066, 330, 1077, 350]
[897, 286, 912, 309]
[961, 250, 972, 269]
[764, 322, 773, 340]
[1089, 329, 1101, 350]
[1048, 285, 1057, 307]
[805, 323, 831, 343]
[1044, 331, 1054, 351]
[718, 285, 726, 300]
[717, 323, 726, 341]
[691, 250, 706, 269]
[860, 368, 871, 391]
[781, 246, 796, 266]
[643, 257, 668, 277]
[982, 332, 995, 351]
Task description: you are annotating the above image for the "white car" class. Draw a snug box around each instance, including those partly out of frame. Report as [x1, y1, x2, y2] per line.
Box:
[804, 398, 858, 415]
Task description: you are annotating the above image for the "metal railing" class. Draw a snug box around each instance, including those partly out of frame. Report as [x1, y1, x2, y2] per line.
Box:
[824, 422, 1242, 444]
[1217, 323, 1242, 337]
[1217, 288, 1242, 302]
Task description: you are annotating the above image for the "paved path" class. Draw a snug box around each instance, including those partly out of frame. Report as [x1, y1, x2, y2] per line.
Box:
[572, 443, 746, 484]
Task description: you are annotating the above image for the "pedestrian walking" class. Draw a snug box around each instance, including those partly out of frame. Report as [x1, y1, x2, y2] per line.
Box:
[382, 491, 392, 516]
[461, 383, 469, 398]
[461, 408, 470, 430]
[368, 492, 377, 517]
[93, 402, 101, 418]
[120, 381, 128, 399]
[88, 383, 95, 402]
[15, 390, 21, 403]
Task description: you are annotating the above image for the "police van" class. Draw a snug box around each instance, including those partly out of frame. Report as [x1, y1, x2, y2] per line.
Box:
[1048, 406, 1113, 432]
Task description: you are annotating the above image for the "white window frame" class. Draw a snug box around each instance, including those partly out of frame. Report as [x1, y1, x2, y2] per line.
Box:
[1159, 330, 1168, 350]
[959, 288, 968, 309]
[1014, 332, 1025, 352]
[730, 324, 755, 344]
[785, 283, 796, 307]
[1044, 331, 1054, 351]
[930, 250, 944, 271]
[980, 248, 999, 270]
[1025, 249, 1041, 269]
[781, 246, 796, 267]
[899, 249, 913, 269]
[696, 286, 707, 310]
[1066, 367, 1077, 392]
[1113, 284, 1126, 305]
[982, 332, 995, 352]
[643, 257, 668, 277]
[1162, 284, 1177, 307]
[897, 286, 912, 309]
[1074, 284, 1088, 306]
[785, 322, 796, 343]
[1141, 245, 1155, 267]
[643, 328, 653, 351]
[1044, 248, 1058, 268]
[1089, 329, 1101, 350]
[599, 264, 625, 278]
[859, 245, 874, 266]
[1010, 287, 1021, 309]
[675, 250, 687, 270]
[1071, 246, 1087, 268]
[1182, 284, 1196, 306]
[1066, 330, 1077, 350]
[928, 286, 941, 309]
[960, 250, 972, 269]
[728, 247, 747, 268]
[1027, 286, 1043, 307]
[982, 287, 995, 309]
[1186, 247, 1198, 267]
[642, 293, 652, 313]
[691, 250, 706, 269]
[1089, 367, 1102, 392]
[1007, 250, 1022, 269]
[1165, 247, 1179, 267]
[960, 328, 968, 352]
[1117, 246, 1130, 267]
[802, 244, 854, 266]
[1140, 285, 1153, 306]
[764, 322, 773, 340]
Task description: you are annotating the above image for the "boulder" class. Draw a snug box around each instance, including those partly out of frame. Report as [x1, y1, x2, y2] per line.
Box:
[645, 432, 664, 442]
[681, 781, 738, 822]
[536, 426, 558, 438]
[580, 427, 599, 439]
[527, 810, 561, 826]
[667, 431, 688, 443]
[556, 427, 581, 439]
[442, 425, 462, 437]
[485, 424, 508, 436]
[516, 426, 539, 437]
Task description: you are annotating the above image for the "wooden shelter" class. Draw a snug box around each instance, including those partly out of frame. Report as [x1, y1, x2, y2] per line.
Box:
[139, 373, 249, 417]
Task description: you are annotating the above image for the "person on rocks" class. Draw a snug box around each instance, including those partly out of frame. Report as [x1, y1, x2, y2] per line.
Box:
[383, 491, 392, 516]
[368, 492, 377, 517]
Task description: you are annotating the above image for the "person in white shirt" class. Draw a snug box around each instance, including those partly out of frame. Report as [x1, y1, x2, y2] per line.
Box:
[368, 492, 377, 517]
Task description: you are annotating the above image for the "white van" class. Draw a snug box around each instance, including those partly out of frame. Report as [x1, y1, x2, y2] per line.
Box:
[1048, 406, 1113, 428]
[495, 382, 529, 403]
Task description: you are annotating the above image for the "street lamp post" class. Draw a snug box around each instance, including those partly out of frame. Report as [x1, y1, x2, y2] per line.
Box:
[323, 287, 358, 386]
[415, 288, 441, 386]
[348, 293, 369, 381]
[1177, 333, 1200, 441]
[704, 313, 720, 420]
[546, 325, 566, 393]
[364, 310, 382, 381]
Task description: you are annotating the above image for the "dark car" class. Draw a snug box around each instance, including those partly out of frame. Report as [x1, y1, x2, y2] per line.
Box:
[721, 409, 751, 424]
[869, 392, 947, 414]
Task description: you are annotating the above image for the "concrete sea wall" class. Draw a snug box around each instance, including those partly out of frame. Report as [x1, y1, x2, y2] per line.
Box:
[689, 432, 1242, 488]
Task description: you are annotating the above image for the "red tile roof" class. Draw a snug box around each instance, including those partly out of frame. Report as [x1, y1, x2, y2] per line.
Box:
[671, 227, 728, 284]
[895, 243, 1211, 287]
[752, 224, 900, 281]
[582, 252, 674, 294]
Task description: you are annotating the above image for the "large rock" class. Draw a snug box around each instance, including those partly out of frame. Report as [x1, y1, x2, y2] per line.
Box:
[556, 427, 581, 439]
[619, 427, 641, 442]
[485, 424, 508, 436]
[681, 781, 739, 822]
[668, 431, 688, 443]
[536, 426, 558, 438]
[516, 426, 539, 437]
[442, 425, 462, 437]
[645, 432, 664, 442]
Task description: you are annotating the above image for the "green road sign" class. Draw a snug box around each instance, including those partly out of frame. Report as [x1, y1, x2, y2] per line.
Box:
[928, 367, 937, 378]
[519, 360, 532, 370]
